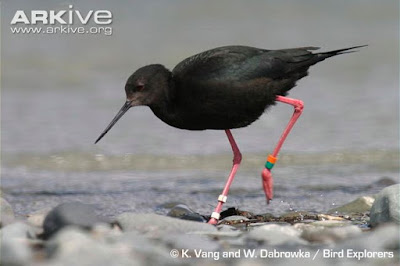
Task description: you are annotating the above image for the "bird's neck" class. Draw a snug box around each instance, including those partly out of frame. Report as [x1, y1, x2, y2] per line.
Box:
[149, 74, 181, 126]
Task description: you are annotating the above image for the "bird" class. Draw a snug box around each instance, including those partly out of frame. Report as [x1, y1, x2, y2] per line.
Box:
[95, 44, 365, 224]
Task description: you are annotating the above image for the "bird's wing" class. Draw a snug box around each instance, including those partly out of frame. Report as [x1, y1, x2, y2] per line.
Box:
[172, 45, 322, 82]
[172, 46, 267, 81]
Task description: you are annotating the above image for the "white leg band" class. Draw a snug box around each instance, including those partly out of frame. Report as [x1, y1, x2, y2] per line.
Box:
[218, 195, 227, 203]
[211, 212, 220, 220]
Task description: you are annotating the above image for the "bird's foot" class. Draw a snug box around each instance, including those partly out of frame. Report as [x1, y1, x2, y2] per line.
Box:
[208, 217, 218, 225]
[261, 168, 273, 204]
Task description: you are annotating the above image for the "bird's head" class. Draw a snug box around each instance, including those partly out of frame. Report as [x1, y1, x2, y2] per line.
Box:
[95, 64, 170, 144]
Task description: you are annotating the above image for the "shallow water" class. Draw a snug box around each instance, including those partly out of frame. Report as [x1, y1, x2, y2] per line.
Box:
[1, 0, 399, 218]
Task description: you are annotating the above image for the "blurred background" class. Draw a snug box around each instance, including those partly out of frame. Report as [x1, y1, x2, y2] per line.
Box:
[1, 0, 399, 217]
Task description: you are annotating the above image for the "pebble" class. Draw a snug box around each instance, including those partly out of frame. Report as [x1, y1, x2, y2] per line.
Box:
[0, 222, 37, 266]
[162, 233, 220, 251]
[26, 208, 51, 228]
[328, 196, 375, 214]
[43, 202, 108, 239]
[337, 223, 399, 264]
[1, 238, 33, 266]
[221, 215, 249, 222]
[246, 224, 307, 246]
[167, 204, 206, 222]
[370, 184, 400, 227]
[279, 211, 318, 222]
[0, 221, 38, 240]
[296, 223, 362, 243]
[115, 213, 217, 238]
[46, 227, 137, 266]
[0, 197, 15, 227]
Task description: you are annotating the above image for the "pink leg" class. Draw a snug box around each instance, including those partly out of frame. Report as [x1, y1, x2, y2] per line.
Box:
[262, 96, 304, 203]
[208, 129, 242, 224]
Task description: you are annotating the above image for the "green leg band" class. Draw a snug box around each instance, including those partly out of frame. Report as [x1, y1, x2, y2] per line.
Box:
[265, 161, 275, 170]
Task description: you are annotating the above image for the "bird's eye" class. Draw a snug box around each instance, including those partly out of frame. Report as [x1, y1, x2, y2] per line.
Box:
[135, 84, 145, 91]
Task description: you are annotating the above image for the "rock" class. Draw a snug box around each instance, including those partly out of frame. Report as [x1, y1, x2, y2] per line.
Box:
[162, 234, 220, 251]
[328, 196, 375, 214]
[246, 224, 307, 246]
[370, 184, 400, 227]
[310, 220, 350, 227]
[0, 238, 33, 266]
[317, 214, 345, 221]
[0, 222, 38, 240]
[0, 197, 15, 227]
[337, 223, 399, 264]
[115, 213, 217, 238]
[216, 224, 238, 231]
[0, 222, 36, 266]
[254, 213, 275, 222]
[221, 215, 249, 222]
[104, 231, 176, 265]
[46, 227, 138, 266]
[279, 211, 318, 222]
[43, 202, 107, 239]
[372, 177, 397, 187]
[296, 223, 362, 243]
[167, 204, 206, 222]
[26, 208, 51, 228]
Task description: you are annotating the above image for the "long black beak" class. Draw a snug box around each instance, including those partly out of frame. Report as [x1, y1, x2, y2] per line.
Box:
[95, 100, 132, 144]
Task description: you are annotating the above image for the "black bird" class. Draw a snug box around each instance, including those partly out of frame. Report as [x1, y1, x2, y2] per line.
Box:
[95, 45, 365, 224]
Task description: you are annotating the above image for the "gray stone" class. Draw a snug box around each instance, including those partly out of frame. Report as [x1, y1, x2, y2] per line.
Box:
[105, 230, 177, 265]
[1, 197, 15, 227]
[167, 204, 206, 222]
[221, 215, 249, 222]
[27, 207, 52, 228]
[310, 220, 351, 227]
[0, 222, 38, 240]
[337, 223, 399, 264]
[46, 227, 139, 266]
[279, 211, 318, 222]
[246, 224, 307, 246]
[216, 224, 238, 231]
[296, 223, 362, 243]
[0, 238, 33, 266]
[162, 233, 220, 251]
[328, 196, 375, 214]
[370, 184, 400, 227]
[43, 202, 107, 239]
[115, 213, 217, 238]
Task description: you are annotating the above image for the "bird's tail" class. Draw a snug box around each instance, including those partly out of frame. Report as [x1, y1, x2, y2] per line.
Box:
[318, 45, 367, 59]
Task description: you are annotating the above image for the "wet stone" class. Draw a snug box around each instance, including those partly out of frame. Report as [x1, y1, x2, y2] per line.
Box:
[328, 196, 375, 214]
[167, 204, 206, 222]
[43, 202, 108, 239]
[370, 184, 400, 227]
[279, 211, 318, 223]
[221, 215, 249, 222]
[254, 213, 276, 222]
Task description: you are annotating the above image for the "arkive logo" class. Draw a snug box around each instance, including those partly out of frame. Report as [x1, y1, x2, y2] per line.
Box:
[10, 5, 112, 25]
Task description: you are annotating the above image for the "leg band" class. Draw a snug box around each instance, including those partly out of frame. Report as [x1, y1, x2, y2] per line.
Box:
[218, 195, 227, 203]
[265, 154, 277, 170]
